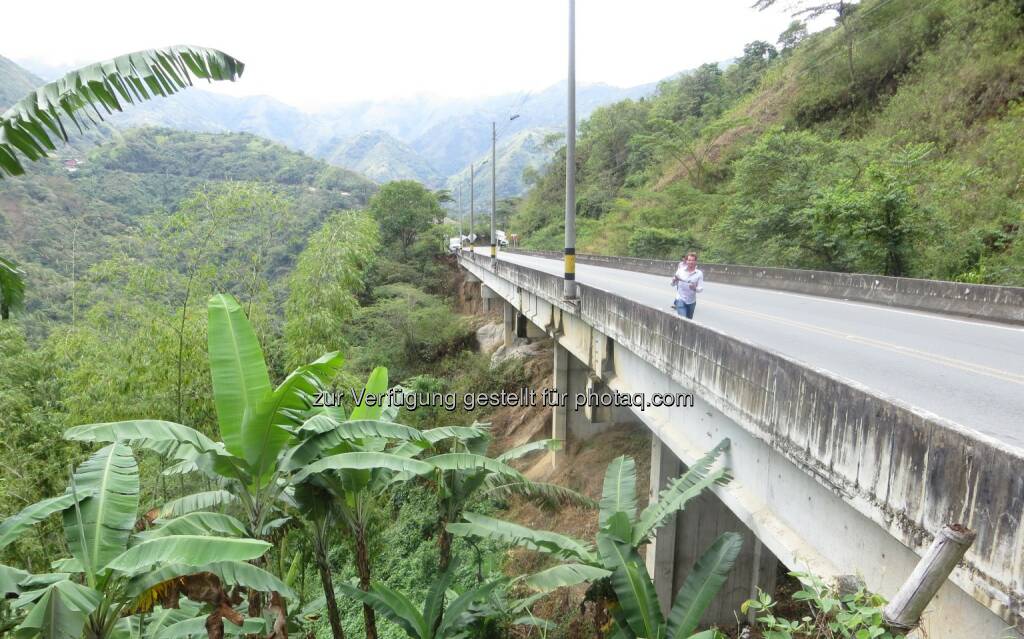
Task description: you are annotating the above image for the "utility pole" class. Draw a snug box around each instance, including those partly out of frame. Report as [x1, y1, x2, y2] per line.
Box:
[469, 163, 475, 251]
[457, 184, 464, 248]
[564, 0, 577, 299]
[491, 121, 497, 259]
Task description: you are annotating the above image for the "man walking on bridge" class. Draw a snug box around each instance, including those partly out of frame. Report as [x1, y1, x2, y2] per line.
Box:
[672, 251, 704, 319]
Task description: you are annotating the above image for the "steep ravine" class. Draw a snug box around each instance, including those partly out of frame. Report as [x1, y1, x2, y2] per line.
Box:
[449, 260, 652, 635]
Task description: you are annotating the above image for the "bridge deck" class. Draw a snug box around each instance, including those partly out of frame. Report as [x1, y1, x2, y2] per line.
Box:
[475, 248, 1024, 450]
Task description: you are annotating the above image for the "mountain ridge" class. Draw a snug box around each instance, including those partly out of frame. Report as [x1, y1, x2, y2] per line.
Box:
[3, 53, 662, 193]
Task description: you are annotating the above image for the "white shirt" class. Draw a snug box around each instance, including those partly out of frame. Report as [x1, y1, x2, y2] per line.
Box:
[673, 266, 704, 304]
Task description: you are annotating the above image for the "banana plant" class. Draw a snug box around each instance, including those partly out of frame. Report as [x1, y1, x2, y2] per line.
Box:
[0, 46, 243, 179]
[0, 45, 244, 311]
[62, 292, 353, 521]
[0, 443, 289, 639]
[447, 440, 742, 638]
[63, 294, 434, 639]
[285, 367, 456, 639]
[424, 426, 595, 575]
[334, 560, 505, 639]
[459, 587, 555, 637]
[596, 529, 742, 639]
[0, 256, 24, 320]
[63, 294, 352, 618]
[289, 399, 596, 639]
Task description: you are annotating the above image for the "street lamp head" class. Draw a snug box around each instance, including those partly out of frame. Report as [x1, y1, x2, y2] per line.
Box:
[510, 114, 520, 121]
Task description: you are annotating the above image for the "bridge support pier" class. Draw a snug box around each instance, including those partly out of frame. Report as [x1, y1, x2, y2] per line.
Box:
[551, 342, 616, 466]
[646, 437, 681, 615]
[646, 437, 779, 626]
[551, 342, 570, 467]
[503, 302, 516, 349]
[480, 285, 499, 313]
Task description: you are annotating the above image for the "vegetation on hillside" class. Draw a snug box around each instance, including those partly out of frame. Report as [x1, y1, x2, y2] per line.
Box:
[0, 7, 967, 637]
[512, 0, 1024, 286]
[0, 127, 375, 324]
[0, 135, 762, 635]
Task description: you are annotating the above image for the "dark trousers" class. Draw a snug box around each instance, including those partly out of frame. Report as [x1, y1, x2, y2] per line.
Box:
[674, 300, 696, 319]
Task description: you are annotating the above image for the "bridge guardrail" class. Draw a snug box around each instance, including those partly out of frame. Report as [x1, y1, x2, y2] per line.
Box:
[501, 248, 1024, 325]
[459, 250, 1024, 632]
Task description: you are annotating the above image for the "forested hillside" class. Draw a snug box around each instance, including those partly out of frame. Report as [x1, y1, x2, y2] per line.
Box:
[8, 53, 661, 197]
[512, 0, 1024, 286]
[319, 130, 444, 185]
[0, 127, 375, 323]
[0, 55, 39, 108]
[5, 48, 609, 636]
[2, 8, 1008, 638]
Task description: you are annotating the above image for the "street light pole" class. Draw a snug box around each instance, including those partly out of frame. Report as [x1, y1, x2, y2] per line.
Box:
[491, 121, 497, 259]
[564, 0, 577, 299]
[458, 184, 463, 248]
[469, 163, 475, 251]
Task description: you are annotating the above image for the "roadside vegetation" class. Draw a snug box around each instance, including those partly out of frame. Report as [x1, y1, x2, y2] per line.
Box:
[511, 0, 1024, 286]
[0, 138, 757, 637]
[0, 14, 948, 637]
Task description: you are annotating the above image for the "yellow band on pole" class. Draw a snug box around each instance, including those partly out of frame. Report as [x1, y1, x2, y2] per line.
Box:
[564, 254, 576, 272]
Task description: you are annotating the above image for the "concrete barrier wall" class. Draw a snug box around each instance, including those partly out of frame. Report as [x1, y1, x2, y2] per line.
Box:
[461, 251, 1024, 632]
[503, 248, 1024, 325]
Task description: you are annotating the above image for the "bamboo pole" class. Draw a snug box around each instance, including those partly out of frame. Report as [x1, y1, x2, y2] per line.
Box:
[883, 524, 976, 631]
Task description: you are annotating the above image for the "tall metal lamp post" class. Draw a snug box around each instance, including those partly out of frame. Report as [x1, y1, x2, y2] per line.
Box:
[564, 0, 577, 298]
[470, 159, 488, 252]
[490, 114, 520, 260]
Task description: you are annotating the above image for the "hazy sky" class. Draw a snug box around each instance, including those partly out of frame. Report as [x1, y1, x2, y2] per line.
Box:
[6, 1, 823, 110]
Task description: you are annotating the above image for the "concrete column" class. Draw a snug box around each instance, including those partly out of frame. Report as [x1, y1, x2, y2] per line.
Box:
[503, 302, 515, 349]
[583, 375, 614, 424]
[646, 438, 681, 616]
[672, 476, 778, 627]
[515, 312, 528, 339]
[551, 342, 569, 468]
[480, 285, 499, 313]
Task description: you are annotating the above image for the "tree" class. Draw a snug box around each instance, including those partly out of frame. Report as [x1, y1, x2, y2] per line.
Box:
[448, 442, 740, 638]
[639, 116, 747, 191]
[64, 294, 347, 623]
[336, 561, 504, 639]
[726, 41, 779, 96]
[778, 20, 809, 51]
[63, 296, 440, 639]
[0, 45, 244, 315]
[423, 428, 591, 576]
[369, 181, 444, 259]
[809, 157, 928, 276]
[717, 127, 855, 268]
[284, 211, 379, 370]
[0, 257, 24, 320]
[752, 1, 860, 83]
[146, 183, 293, 423]
[0, 324, 75, 568]
[285, 367, 435, 639]
[0, 443, 288, 639]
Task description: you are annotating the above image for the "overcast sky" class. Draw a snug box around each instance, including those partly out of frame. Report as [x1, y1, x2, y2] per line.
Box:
[6, 1, 824, 110]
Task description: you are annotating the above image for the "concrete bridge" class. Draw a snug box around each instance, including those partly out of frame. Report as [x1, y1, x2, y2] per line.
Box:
[455, 248, 1024, 639]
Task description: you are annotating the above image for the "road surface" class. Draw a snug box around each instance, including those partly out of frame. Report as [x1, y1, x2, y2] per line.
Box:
[472, 248, 1024, 450]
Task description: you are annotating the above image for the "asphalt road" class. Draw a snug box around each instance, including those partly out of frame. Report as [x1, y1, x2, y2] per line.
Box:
[473, 248, 1024, 450]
